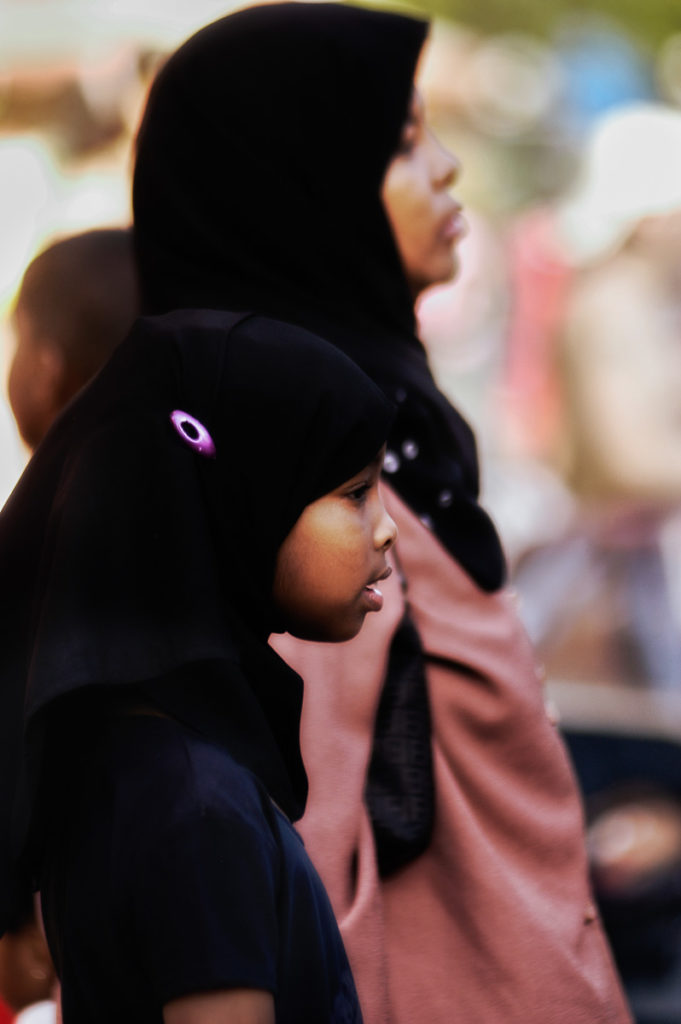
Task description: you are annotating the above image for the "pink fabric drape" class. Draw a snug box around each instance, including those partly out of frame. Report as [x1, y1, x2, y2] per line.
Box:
[274, 484, 631, 1024]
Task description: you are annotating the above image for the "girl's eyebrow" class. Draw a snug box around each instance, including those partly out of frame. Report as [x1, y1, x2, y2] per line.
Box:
[347, 452, 383, 483]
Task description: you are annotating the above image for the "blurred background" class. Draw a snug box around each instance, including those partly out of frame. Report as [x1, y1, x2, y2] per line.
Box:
[3, 0, 681, 1019]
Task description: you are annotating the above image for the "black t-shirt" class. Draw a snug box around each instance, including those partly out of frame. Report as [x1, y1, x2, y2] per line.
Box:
[40, 714, 362, 1023]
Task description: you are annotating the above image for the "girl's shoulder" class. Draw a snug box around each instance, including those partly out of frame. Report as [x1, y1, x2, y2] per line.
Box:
[96, 712, 281, 853]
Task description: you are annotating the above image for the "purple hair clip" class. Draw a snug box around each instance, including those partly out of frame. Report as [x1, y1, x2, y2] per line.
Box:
[170, 410, 216, 458]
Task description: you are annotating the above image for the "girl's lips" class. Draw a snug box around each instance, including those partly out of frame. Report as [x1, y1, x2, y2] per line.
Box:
[362, 564, 391, 613]
[370, 564, 392, 586]
[362, 584, 385, 612]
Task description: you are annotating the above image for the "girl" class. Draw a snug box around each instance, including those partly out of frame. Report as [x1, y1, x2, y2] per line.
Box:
[0, 308, 396, 1023]
[132, 6, 632, 1023]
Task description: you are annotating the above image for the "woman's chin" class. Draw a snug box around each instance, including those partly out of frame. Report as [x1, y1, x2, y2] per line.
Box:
[412, 257, 460, 300]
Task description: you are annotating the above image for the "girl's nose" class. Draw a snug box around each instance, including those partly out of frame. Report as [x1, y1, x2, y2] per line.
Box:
[376, 502, 398, 552]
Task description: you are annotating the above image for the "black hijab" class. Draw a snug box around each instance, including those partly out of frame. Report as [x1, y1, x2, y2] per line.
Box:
[133, 2, 505, 590]
[0, 308, 393, 929]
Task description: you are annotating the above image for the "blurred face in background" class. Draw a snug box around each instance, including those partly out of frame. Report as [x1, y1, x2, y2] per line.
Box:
[381, 91, 465, 298]
[8, 306, 62, 450]
[561, 207, 681, 500]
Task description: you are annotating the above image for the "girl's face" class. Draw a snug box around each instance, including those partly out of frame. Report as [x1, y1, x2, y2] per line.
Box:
[272, 450, 397, 642]
[381, 91, 465, 298]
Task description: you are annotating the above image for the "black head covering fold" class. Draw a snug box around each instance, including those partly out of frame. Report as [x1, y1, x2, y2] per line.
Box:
[0, 307, 393, 929]
[133, 1, 505, 590]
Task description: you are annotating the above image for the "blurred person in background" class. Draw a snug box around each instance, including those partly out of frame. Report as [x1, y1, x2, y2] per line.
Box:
[507, 103, 681, 1024]
[0, 226, 139, 1024]
[510, 104, 681, 691]
[132, 5, 631, 1023]
[8, 228, 139, 451]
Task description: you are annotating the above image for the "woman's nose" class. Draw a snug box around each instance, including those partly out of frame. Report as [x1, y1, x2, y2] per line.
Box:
[429, 130, 460, 190]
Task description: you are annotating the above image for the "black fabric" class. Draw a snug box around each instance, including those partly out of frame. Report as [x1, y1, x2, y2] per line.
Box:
[365, 610, 434, 876]
[40, 709, 362, 1023]
[0, 307, 394, 932]
[132, 1, 506, 592]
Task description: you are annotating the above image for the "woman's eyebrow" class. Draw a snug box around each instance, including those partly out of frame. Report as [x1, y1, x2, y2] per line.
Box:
[410, 89, 424, 119]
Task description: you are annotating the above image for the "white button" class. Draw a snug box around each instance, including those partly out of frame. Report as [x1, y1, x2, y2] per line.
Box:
[383, 450, 400, 474]
[402, 439, 419, 460]
[438, 489, 453, 508]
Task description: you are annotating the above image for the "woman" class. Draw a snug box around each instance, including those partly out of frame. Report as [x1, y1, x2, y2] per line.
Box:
[132, 6, 632, 1023]
[0, 308, 396, 1023]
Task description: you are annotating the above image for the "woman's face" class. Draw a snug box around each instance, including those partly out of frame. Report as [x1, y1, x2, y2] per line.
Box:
[381, 91, 465, 298]
[272, 450, 397, 642]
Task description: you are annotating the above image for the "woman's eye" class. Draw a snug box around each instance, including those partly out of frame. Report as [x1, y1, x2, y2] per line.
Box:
[396, 129, 417, 156]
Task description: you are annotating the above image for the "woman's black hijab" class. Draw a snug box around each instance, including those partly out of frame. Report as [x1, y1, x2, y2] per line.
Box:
[133, 2, 505, 590]
[0, 308, 393, 930]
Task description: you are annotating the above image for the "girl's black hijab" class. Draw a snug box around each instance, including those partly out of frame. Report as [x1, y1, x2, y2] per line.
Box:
[133, 2, 505, 590]
[0, 308, 393, 930]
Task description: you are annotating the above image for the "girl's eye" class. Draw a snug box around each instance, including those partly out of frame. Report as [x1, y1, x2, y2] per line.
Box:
[347, 483, 370, 503]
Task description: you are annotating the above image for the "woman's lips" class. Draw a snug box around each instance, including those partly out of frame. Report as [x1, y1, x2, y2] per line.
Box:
[441, 208, 467, 243]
